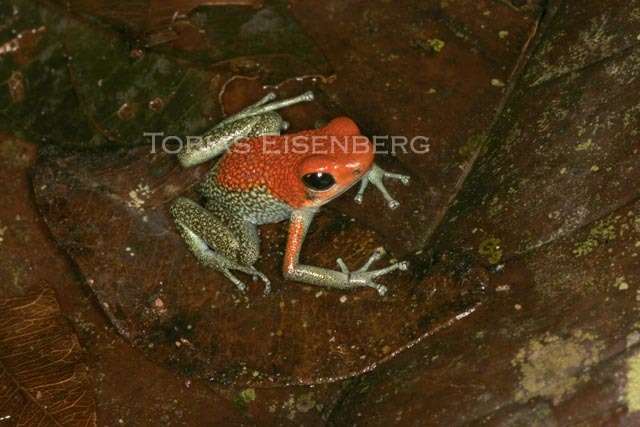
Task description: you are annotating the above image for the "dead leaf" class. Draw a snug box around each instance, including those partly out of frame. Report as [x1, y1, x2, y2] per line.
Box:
[0, 0, 331, 148]
[0, 288, 96, 427]
[54, 0, 263, 42]
[33, 146, 484, 386]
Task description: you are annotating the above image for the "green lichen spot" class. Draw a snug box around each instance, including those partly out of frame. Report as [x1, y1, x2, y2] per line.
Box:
[626, 351, 640, 411]
[614, 276, 630, 290]
[498, 30, 509, 39]
[512, 331, 603, 403]
[573, 215, 620, 257]
[479, 238, 502, 264]
[575, 139, 593, 151]
[239, 388, 256, 404]
[427, 38, 445, 52]
[295, 392, 316, 413]
[459, 134, 487, 157]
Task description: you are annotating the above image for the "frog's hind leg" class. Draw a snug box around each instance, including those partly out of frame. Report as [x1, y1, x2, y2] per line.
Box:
[170, 197, 271, 293]
[205, 201, 261, 267]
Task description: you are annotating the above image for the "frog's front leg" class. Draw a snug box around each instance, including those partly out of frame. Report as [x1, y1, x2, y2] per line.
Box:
[282, 209, 407, 296]
[178, 115, 267, 167]
[215, 91, 314, 129]
[178, 91, 315, 168]
[354, 163, 410, 209]
[170, 197, 271, 294]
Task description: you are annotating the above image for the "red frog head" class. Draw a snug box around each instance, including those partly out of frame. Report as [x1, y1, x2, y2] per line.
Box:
[216, 117, 375, 210]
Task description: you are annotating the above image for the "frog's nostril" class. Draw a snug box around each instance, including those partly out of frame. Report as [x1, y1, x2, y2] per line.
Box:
[354, 169, 361, 175]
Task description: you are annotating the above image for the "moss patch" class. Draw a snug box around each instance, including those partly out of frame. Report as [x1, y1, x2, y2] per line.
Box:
[479, 237, 502, 264]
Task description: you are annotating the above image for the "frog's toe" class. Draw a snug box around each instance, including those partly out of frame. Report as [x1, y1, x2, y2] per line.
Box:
[336, 249, 407, 295]
[222, 269, 247, 292]
[357, 164, 410, 209]
[354, 247, 384, 272]
[250, 268, 272, 295]
[384, 172, 410, 186]
[372, 283, 388, 296]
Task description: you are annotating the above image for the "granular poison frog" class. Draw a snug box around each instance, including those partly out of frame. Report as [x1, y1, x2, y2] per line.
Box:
[170, 91, 409, 295]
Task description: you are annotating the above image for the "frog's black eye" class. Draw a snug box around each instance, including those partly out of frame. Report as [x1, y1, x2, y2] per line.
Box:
[302, 172, 335, 191]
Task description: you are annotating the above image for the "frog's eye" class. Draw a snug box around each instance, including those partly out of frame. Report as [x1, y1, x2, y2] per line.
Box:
[302, 172, 335, 191]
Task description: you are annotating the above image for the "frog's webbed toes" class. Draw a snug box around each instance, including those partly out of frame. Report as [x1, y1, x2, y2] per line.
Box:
[336, 247, 408, 296]
[355, 164, 410, 210]
[220, 264, 271, 294]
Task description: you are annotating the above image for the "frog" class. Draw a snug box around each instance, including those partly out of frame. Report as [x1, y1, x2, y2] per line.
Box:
[170, 91, 410, 296]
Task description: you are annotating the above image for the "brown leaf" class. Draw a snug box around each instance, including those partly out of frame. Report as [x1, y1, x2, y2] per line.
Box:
[33, 145, 484, 386]
[56, 0, 262, 40]
[324, 0, 640, 424]
[0, 134, 248, 426]
[289, 0, 540, 253]
[0, 288, 97, 427]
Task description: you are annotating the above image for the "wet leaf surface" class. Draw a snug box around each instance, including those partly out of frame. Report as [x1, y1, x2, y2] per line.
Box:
[324, 0, 640, 425]
[0, 136, 96, 426]
[0, 135, 257, 425]
[434, 40, 640, 263]
[0, 288, 96, 427]
[0, 0, 331, 148]
[33, 145, 484, 385]
[3, 0, 638, 424]
[289, 0, 541, 253]
[328, 199, 640, 425]
[51, 0, 263, 42]
[29, 0, 535, 401]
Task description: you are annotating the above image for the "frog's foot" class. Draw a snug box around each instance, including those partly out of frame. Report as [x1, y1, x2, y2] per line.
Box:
[221, 264, 271, 295]
[336, 248, 409, 296]
[176, 223, 272, 294]
[355, 164, 410, 210]
[209, 257, 272, 295]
